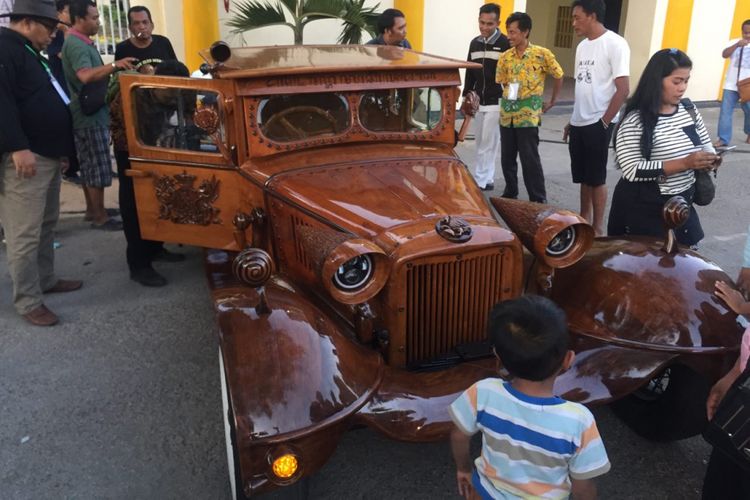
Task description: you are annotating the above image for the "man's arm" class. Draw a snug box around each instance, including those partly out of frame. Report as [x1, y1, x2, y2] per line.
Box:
[450, 425, 474, 499]
[723, 39, 749, 59]
[464, 46, 476, 95]
[601, 76, 629, 126]
[0, 56, 36, 178]
[571, 478, 597, 500]
[543, 76, 563, 113]
[76, 57, 136, 84]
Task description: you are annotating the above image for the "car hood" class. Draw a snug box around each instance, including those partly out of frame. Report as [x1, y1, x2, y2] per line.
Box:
[265, 159, 493, 238]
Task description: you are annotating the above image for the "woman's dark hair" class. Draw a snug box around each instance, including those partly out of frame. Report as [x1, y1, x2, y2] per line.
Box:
[506, 12, 532, 34]
[623, 48, 692, 159]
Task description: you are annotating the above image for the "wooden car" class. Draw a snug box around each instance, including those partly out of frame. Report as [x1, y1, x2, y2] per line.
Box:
[119, 44, 743, 498]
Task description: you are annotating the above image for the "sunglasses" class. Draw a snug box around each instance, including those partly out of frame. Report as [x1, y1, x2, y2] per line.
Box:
[33, 18, 59, 35]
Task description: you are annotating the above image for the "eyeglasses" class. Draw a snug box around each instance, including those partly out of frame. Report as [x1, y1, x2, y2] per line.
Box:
[33, 18, 59, 35]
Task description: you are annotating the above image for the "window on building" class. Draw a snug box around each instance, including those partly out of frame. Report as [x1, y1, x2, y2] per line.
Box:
[554, 6, 574, 49]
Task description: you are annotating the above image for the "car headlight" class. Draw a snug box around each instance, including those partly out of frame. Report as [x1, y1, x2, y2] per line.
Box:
[333, 255, 373, 291]
[546, 227, 576, 256]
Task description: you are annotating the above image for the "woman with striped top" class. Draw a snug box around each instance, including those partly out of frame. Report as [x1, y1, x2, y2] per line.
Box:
[608, 49, 721, 247]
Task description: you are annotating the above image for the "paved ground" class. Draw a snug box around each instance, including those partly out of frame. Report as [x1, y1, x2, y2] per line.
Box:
[1, 103, 749, 499]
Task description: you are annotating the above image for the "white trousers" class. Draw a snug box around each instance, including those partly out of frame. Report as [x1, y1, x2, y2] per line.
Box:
[472, 104, 501, 188]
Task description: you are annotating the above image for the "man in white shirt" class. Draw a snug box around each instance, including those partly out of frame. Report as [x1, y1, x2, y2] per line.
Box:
[565, 0, 629, 236]
[716, 19, 750, 147]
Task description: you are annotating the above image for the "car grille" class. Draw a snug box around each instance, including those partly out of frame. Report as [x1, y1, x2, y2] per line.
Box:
[404, 248, 512, 365]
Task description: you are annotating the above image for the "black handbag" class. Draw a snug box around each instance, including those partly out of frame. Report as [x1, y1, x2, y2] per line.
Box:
[703, 362, 750, 471]
[79, 79, 108, 115]
[681, 98, 716, 206]
[693, 169, 716, 206]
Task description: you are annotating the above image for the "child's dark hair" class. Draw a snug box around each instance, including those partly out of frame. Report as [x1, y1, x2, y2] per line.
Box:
[488, 295, 569, 381]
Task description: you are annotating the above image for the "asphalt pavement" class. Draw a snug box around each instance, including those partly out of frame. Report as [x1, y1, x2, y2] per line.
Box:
[1, 103, 749, 499]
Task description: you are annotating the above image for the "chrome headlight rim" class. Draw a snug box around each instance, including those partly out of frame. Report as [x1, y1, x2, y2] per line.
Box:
[333, 254, 374, 291]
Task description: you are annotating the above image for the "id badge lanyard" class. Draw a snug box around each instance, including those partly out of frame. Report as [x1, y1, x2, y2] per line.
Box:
[24, 44, 71, 106]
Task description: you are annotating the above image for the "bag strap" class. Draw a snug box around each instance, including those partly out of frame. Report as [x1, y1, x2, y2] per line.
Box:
[681, 97, 699, 124]
[739, 46, 744, 84]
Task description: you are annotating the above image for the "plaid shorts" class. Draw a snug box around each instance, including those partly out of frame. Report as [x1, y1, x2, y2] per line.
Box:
[74, 126, 113, 188]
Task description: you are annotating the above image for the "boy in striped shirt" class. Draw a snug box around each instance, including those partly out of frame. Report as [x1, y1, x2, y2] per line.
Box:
[449, 296, 610, 499]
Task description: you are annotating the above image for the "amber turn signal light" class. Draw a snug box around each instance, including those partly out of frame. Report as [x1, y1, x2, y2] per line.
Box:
[271, 453, 299, 479]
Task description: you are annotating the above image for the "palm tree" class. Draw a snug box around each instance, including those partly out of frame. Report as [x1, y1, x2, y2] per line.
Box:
[228, 0, 381, 45]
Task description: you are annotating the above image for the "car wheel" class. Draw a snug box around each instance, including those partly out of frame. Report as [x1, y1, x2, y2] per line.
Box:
[219, 350, 310, 500]
[610, 364, 710, 442]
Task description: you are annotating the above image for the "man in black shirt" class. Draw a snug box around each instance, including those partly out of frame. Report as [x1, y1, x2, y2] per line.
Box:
[0, 0, 82, 326]
[462, 3, 509, 191]
[114, 5, 176, 68]
[112, 5, 183, 287]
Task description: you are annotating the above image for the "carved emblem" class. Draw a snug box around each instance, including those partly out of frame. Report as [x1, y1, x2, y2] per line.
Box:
[153, 171, 221, 225]
[435, 216, 472, 243]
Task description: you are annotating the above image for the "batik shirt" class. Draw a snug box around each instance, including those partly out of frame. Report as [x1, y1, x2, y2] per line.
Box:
[449, 378, 610, 499]
[495, 44, 564, 128]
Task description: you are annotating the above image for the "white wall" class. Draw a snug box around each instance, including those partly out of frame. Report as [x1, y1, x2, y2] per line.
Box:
[623, 0, 667, 88]
[685, 0, 736, 101]
[218, 0, 391, 47]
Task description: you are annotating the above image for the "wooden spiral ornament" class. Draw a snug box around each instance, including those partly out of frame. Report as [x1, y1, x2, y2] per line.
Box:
[232, 248, 274, 287]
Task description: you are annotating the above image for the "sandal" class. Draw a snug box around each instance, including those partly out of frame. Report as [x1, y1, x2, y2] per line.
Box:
[90, 218, 123, 231]
[84, 208, 121, 222]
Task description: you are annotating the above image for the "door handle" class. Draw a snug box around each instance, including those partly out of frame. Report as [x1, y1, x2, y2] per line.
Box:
[125, 169, 152, 178]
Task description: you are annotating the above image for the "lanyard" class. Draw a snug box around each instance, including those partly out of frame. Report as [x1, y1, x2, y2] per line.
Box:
[24, 44, 71, 106]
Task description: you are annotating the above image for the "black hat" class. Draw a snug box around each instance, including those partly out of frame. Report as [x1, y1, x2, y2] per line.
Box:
[0, 0, 60, 23]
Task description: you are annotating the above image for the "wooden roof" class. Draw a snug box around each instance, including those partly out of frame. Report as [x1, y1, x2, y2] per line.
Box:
[200, 44, 478, 79]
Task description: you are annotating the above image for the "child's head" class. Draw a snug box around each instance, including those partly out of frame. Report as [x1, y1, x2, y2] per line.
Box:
[488, 295, 570, 381]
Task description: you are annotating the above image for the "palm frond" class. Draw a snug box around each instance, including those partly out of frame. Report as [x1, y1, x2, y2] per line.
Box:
[278, 0, 299, 18]
[227, 0, 288, 33]
[301, 0, 347, 17]
[337, 0, 380, 44]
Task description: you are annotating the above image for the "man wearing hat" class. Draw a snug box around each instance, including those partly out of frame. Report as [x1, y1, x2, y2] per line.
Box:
[0, 0, 83, 326]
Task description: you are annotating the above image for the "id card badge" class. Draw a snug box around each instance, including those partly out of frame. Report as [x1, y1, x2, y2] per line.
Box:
[507, 82, 520, 101]
[50, 76, 71, 106]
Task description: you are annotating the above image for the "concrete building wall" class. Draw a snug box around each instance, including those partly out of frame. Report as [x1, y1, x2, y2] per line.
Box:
[685, 0, 736, 101]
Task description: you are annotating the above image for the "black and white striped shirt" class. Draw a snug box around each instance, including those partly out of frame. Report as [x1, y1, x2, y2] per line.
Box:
[614, 103, 714, 195]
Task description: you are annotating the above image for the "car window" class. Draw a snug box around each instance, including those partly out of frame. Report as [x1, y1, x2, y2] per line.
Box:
[133, 87, 224, 153]
[257, 93, 350, 143]
[359, 88, 443, 133]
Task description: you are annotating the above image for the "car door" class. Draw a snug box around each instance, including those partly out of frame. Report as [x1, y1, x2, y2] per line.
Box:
[118, 73, 262, 251]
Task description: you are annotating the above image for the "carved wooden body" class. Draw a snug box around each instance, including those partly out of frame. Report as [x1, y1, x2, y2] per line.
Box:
[119, 45, 743, 497]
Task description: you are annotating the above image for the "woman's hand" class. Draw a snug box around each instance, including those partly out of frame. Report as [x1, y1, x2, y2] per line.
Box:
[707, 371, 736, 420]
[684, 151, 720, 171]
[715, 281, 750, 314]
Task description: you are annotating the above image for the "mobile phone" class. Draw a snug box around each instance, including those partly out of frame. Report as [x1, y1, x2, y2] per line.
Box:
[716, 145, 737, 156]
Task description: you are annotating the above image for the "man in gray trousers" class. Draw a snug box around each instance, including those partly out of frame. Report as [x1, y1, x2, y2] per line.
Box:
[0, 0, 82, 326]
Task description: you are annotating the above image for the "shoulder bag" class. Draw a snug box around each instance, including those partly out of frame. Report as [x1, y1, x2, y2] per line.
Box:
[682, 98, 716, 206]
[736, 46, 750, 102]
[703, 361, 750, 471]
[79, 78, 109, 116]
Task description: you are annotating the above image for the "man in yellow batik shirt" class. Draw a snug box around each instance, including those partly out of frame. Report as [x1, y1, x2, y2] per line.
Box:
[496, 12, 563, 203]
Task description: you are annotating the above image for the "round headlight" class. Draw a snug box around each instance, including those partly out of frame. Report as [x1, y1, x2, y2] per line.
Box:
[546, 227, 576, 256]
[333, 255, 373, 291]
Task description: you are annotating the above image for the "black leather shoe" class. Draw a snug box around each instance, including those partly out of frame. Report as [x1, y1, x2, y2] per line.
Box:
[130, 268, 167, 287]
[481, 183, 494, 191]
[152, 249, 186, 263]
[500, 191, 518, 199]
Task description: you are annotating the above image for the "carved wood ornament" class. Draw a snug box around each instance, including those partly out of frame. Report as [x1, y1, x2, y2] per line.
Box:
[153, 171, 222, 225]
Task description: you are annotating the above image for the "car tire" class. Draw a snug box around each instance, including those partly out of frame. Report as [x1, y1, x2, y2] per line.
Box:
[610, 364, 710, 442]
[219, 350, 310, 500]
